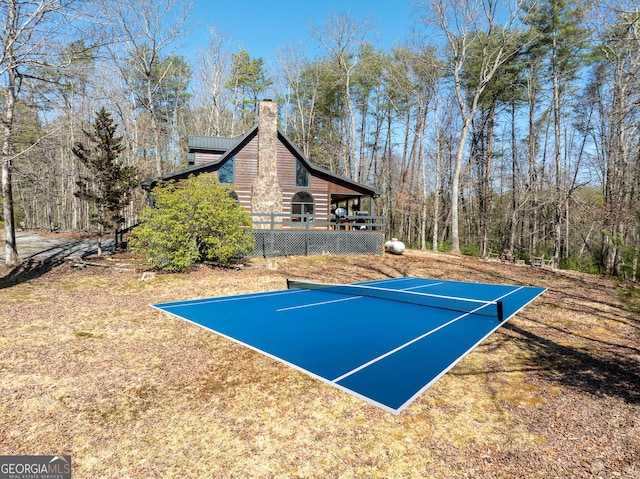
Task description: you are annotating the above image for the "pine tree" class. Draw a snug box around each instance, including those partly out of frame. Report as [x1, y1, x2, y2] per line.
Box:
[226, 50, 272, 128]
[524, 0, 590, 263]
[73, 108, 139, 254]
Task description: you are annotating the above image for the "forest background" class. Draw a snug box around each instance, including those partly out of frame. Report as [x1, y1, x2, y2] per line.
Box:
[1, 0, 639, 280]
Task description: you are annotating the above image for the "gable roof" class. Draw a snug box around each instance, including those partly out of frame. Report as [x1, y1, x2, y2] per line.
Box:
[142, 127, 380, 198]
[142, 127, 257, 189]
[277, 130, 380, 197]
[188, 135, 241, 152]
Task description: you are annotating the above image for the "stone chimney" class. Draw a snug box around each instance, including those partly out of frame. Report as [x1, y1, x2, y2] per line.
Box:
[251, 100, 283, 228]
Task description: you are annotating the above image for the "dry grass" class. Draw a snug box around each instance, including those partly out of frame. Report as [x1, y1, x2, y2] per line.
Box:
[0, 251, 638, 478]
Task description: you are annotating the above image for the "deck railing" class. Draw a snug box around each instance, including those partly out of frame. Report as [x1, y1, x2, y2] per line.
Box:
[247, 212, 386, 257]
[249, 212, 386, 232]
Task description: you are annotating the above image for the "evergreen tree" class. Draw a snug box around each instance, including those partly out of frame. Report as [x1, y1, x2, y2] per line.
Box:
[226, 50, 272, 128]
[73, 108, 139, 254]
[524, 0, 590, 262]
[461, 29, 529, 256]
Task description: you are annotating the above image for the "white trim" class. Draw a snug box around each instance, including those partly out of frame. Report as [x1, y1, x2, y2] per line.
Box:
[158, 289, 303, 309]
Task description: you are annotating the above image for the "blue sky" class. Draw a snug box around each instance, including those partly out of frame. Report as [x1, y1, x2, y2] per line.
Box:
[179, 0, 418, 66]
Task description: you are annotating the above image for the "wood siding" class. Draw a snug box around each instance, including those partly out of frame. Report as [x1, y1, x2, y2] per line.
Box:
[231, 135, 258, 211]
[146, 102, 379, 234]
[278, 142, 325, 215]
[199, 133, 369, 218]
[193, 151, 225, 167]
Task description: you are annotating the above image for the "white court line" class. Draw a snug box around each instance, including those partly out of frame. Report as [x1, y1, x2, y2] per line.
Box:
[161, 278, 436, 310]
[331, 286, 525, 384]
[160, 289, 304, 309]
[154, 279, 539, 414]
[402, 282, 444, 291]
[277, 280, 444, 312]
[394, 286, 535, 413]
[277, 295, 362, 311]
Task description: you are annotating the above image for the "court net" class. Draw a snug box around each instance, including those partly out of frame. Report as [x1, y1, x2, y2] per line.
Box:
[287, 279, 504, 321]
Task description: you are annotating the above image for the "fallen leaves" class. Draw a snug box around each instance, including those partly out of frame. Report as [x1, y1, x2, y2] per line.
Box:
[0, 250, 638, 478]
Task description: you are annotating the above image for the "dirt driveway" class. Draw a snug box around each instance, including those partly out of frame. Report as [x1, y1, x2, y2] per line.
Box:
[0, 231, 113, 263]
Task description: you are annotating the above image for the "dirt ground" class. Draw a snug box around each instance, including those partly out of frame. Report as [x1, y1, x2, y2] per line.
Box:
[0, 250, 638, 478]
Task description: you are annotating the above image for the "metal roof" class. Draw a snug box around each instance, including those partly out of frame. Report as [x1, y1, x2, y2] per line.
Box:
[188, 135, 240, 152]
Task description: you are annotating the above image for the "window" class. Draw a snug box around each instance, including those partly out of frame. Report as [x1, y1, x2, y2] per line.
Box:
[295, 159, 309, 187]
[218, 156, 234, 184]
[291, 192, 314, 221]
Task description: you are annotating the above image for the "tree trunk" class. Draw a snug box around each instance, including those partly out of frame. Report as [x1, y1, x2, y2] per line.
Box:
[1, 156, 18, 266]
[451, 116, 472, 254]
[509, 100, 518, 253]
[2, 4, 19, 266]
[528, 76, 539, 256]
[552, 35, 563, 264]
[97, 223, 103, 256]
[632, 224, 639, 282]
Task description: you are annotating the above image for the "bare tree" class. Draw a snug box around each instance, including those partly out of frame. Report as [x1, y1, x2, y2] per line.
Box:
[1, 0, 88, 266]
[98, 0, 191, 176]
[590, 3, 640, 275]
[421, 0, 532, 253]
[311, 13, 374, 179]
[525, 0, 590, 264]
[192, 27, 233, 136]
[277, 43, 317, 157]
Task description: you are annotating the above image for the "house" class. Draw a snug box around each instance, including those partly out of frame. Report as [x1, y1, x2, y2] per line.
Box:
[142, 100, 384, 256]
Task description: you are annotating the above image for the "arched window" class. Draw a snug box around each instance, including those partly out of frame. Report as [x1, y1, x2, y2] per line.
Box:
[291, 192, 315, 222]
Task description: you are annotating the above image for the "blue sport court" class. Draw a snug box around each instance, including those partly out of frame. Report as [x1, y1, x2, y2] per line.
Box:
[153, 277, 545, 413]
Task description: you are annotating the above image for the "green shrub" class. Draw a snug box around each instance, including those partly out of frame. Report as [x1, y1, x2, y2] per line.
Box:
[617, 281, 640, 314]
[438, 240, 452, 253]
[460, 243, 482, 258]
[130, 174, 255, 271]
[559, 255, 601, 275]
